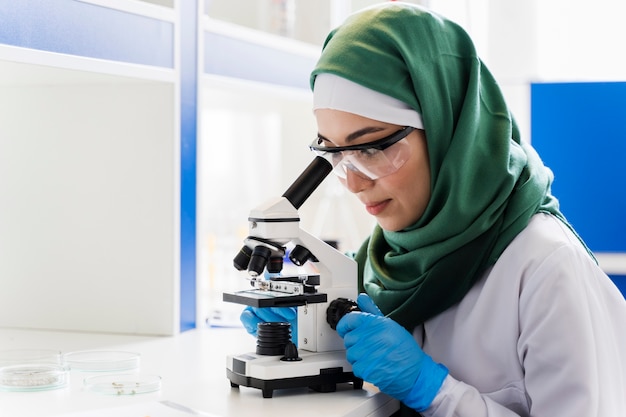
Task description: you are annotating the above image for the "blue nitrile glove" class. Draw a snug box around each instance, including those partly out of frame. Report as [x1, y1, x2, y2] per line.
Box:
[240, 306, 298, 345]
[336, 294, 448, 412]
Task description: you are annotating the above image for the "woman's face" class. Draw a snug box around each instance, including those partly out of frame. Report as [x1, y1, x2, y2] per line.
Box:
[315, 109, 431, 232]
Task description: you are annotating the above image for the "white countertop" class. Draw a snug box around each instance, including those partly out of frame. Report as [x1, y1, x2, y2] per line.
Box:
[0, 326, 398, 417]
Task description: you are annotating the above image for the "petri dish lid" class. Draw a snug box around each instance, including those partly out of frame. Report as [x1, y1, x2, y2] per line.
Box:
[84, 373, 161, 395]
[0, 349, 64, 366]
[64, 350, 140, 372]
[0, 364, 68, 392]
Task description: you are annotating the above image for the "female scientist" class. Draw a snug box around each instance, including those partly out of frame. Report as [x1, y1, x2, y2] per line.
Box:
[242, 3, 626, 416]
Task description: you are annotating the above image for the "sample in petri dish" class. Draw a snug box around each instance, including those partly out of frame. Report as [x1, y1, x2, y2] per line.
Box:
[84, 373, 161, 395]
[64, 350, 140, 372]
[0, 364, 69, 392]
[0, 349, 68, 392]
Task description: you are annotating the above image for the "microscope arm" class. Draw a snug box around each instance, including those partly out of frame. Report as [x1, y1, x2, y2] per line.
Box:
[295, 228, 357, 353]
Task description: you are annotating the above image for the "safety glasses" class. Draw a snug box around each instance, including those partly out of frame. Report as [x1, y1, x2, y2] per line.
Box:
[309, 126, 415, 180]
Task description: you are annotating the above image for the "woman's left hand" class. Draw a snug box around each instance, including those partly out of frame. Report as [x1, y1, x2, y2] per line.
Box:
[336, 294, 448, 412]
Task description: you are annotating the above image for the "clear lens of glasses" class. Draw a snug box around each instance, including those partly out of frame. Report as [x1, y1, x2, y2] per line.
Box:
[326, 137, 412, 180]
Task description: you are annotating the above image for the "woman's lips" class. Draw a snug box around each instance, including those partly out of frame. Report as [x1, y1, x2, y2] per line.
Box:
[365, 200, 390, 216]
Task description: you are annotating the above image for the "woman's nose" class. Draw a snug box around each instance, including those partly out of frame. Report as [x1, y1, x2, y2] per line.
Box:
[343, 169, 373, 193]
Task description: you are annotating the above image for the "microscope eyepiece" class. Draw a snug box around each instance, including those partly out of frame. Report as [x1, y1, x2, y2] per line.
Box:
[282, 156, 332, 209]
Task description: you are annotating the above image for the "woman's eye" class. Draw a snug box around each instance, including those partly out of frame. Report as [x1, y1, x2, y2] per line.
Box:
[358, 148, 381, 158]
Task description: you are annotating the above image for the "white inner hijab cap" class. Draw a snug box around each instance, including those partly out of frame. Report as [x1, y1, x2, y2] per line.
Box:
[313, 73, 424, 129]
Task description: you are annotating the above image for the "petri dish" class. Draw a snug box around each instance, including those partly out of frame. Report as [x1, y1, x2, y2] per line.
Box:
[0, 349, 68, 392]
[0, 349, 64, 366]
[84, 373, 161, 395]
[64, 350, 140, 372]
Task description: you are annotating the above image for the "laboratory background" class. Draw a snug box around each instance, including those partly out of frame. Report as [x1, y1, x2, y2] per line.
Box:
[0, 0, 625, 416]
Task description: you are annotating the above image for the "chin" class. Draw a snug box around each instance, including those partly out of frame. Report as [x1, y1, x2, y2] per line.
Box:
[376, 219, 404, 232]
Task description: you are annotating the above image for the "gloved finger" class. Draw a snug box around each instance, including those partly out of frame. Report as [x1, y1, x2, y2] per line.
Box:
[356, 293, 383, 316]
[252, 306, 296, 323]
[271, 306, 297, 321]
[240, 307, 263, 336]
[335, 310, 371, 339]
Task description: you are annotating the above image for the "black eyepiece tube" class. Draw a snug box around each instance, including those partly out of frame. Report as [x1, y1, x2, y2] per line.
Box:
[282, 156, 332, 209]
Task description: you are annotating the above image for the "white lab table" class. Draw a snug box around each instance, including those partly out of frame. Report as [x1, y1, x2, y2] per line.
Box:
[0, 326, 399, 417]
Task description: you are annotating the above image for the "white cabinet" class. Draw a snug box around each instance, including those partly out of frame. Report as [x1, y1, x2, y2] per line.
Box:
[0, 1, 182, 335]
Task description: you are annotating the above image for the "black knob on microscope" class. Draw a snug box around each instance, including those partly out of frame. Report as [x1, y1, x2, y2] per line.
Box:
[281, 341, 302, 362]
[326, 297, 360, 330]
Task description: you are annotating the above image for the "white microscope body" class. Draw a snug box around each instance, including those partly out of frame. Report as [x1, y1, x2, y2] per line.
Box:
[224, 157, 360, 398]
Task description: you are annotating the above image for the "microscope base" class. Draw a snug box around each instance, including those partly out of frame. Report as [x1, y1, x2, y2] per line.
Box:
[226, 350, 363, 398]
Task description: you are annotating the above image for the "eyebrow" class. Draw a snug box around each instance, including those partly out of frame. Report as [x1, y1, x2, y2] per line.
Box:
[317, 126, 387, 145]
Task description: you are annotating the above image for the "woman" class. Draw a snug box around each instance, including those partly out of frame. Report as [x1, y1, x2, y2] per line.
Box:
[242, 3, 626, 416]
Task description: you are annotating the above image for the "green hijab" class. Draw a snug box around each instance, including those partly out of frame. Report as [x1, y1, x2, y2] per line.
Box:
[310, 3, 590, 331]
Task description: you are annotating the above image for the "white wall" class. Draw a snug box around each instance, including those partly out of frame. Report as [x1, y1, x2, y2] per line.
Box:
[535, 0, 626, 81]
[0, 61, 178, 335]
[428, 0, 626, 141]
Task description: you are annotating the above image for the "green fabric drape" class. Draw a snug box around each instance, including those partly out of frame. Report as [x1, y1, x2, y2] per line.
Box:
[310, 3, 591, 332]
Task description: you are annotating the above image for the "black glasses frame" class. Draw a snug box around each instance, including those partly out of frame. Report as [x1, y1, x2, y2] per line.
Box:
[310, 126, 415, 153]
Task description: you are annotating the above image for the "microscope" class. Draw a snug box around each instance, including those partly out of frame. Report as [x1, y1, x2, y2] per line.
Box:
[223, 156, 362, 398]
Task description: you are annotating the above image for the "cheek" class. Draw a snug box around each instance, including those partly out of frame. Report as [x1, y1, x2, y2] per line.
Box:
[391, 151, 431, 220]
[409, 172, 431, 217]
[390, 170, 429, 203]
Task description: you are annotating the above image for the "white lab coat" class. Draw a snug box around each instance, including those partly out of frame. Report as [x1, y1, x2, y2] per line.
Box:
[419, 213, 626, 417]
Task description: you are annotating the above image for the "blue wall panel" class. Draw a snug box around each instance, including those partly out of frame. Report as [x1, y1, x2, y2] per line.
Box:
[609, 275, 626, 299]
[531, 82, 626, 252]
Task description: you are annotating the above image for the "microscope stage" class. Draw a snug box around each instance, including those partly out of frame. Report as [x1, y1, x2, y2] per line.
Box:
[223, 289, 327, 308]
